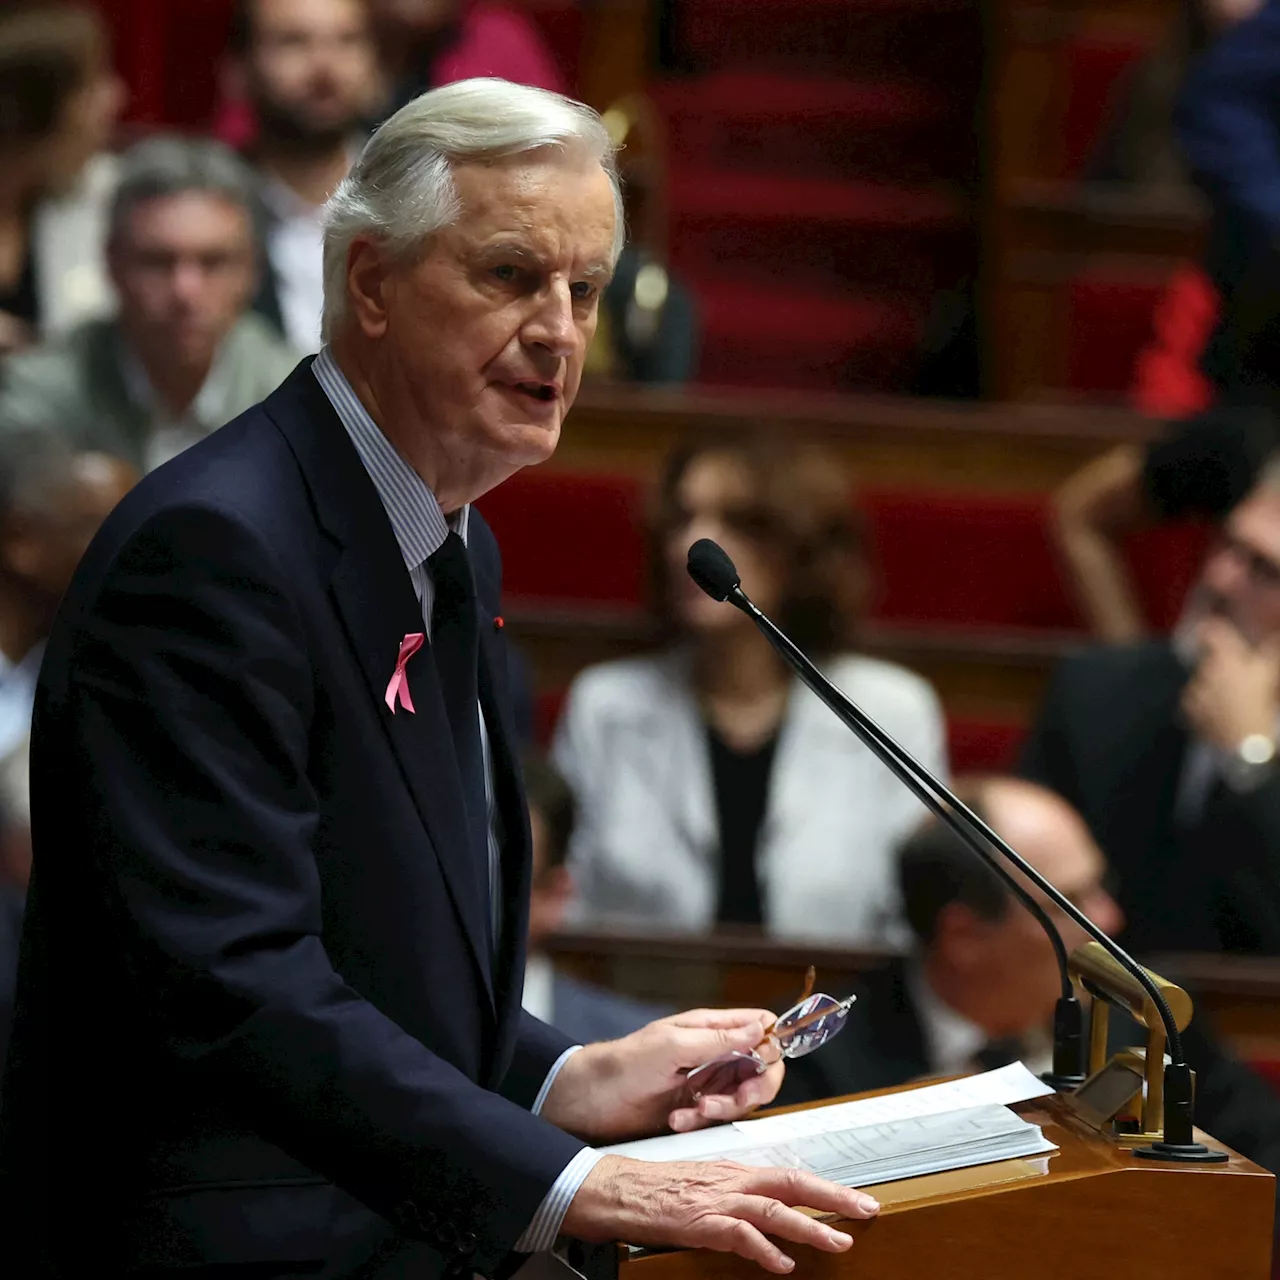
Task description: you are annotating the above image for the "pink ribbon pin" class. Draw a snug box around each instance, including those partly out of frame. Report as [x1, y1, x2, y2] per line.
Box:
[385, 632, 425, 714]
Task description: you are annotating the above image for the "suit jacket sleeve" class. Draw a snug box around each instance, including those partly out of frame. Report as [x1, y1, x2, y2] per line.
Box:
[60, 502, 585, 1274]
[502, 1011, 577, 1111]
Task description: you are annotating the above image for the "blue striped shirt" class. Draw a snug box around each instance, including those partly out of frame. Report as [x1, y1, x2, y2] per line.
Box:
[312, 347, 598, 1253]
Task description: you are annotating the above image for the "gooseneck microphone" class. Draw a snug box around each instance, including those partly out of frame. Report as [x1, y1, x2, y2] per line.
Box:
[687, 537, 1224, 1162]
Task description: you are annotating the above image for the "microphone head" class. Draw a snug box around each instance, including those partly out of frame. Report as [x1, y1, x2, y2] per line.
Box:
[686, 539, 741, 602]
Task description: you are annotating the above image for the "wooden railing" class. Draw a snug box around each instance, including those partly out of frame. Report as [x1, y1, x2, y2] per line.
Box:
[547, 928, 1280, 1063]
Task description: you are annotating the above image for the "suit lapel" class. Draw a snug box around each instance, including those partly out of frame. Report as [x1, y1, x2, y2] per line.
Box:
[267, 363, 496, 1009]
[476, 598, 531, 1025]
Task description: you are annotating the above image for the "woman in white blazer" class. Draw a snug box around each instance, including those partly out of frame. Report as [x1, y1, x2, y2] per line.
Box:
[553, 432, 948, 947]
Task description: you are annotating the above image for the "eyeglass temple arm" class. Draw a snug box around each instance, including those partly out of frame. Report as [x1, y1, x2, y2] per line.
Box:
[759, 992, 857, 1047]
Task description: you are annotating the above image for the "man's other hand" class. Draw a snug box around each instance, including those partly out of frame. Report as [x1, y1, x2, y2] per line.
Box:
[561, 1156, 880, 1274]
[540, 1008, 785, 1144]
[1182, 616, 1280, 750]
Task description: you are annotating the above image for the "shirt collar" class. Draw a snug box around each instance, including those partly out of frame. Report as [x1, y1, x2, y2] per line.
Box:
[907, 958, 988, 1077]
[312, 345, 469, 569]
[117, 328, 235, 433]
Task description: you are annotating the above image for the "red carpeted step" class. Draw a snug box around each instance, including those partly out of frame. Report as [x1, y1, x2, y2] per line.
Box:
[669, 168, 967, 297]
[690, 279, 923, 391]
[677, 0, 979, 78]
[653, 72, 957, 182]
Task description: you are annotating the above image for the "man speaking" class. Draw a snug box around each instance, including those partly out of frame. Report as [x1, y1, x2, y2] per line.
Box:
[0, 80, 878, 1278]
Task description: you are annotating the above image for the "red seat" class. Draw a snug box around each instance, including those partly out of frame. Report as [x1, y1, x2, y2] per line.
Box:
[947, 715, 1028, 773]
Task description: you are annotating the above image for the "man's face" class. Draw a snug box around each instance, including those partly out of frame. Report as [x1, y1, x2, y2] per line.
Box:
[353, 153, 617, 495]
[2, 454, 138, 603]
[937, 784, 1124, 1037]
[243, 0, 378, 147]
[1194, 491, 1280, 645]
[110, 192, 257, 372]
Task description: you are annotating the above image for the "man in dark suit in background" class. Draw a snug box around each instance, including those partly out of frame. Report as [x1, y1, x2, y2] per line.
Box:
[778, 778, 1280, 1189]
[1022, 460, 1280, 954]
[0, 80, 877, 1279]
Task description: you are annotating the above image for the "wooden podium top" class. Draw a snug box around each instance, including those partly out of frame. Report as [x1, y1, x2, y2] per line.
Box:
[621, 1092, 1276, 1279]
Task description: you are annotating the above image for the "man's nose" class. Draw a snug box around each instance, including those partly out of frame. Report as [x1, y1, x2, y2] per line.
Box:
[170, 262, 206, 307]
[523, 284, 578, 359]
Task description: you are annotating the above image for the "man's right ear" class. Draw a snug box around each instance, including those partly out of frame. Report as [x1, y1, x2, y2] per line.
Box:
[345, 237, 391, 338]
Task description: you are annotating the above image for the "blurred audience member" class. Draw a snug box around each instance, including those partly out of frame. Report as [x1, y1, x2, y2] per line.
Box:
[229, 0, 380, 353]
[0, 432, 133, 1101]
[0, 431, 135, 862]
[522, 752, 666, 1044]
[0, 136, 298, 472]
[0, 4, 125, 352]
[1089, 0, 1254, 199]
[778, 777, 1280, 1192]
[584, 95, 698, 386]
[1027, 459, 1280, 953]
[554, 432, 947, 946]
[1177, 0, 1280, 390]
[1055, 243, 1280, 641]
[371, 1, 565, 116]
[782, 778, 1121, 1097]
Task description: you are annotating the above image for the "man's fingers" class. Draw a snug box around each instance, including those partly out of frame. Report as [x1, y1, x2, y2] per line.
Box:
[701, 1216, 796, 1274]
[670, 1008, 774, 1031]
[729, 1195, 854, 1252]
[744, 1166, 882, 1219]
[668, 1021, 766, 1069]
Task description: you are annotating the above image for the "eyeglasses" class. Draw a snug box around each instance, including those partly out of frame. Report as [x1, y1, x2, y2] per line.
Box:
[684, 966, 857, 1101]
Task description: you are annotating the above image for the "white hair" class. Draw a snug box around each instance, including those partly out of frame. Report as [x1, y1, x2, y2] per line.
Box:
[321, 78, 624, 340]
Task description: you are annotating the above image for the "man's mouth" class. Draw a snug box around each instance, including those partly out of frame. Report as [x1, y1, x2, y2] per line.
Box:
[507, 381, 558, 403]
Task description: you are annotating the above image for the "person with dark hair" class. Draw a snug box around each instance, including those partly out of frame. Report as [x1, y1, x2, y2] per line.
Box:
[782, 777, 1121, 1101]
[0, 3, 125, 351]
[0, 135, 299, 471]
[226, 0, 380, 352]
[777, 777, 1280, 1210]
[554, 432, 947, 945]
[521, 751, 667, 1044]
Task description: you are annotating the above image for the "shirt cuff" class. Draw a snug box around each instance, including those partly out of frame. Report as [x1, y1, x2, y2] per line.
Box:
[512, 1146, 603, 1253]
[531, 1044, 584, 1116]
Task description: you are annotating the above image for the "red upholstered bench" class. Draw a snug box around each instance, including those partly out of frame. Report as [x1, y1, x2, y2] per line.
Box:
[481, 473, 1208, 636]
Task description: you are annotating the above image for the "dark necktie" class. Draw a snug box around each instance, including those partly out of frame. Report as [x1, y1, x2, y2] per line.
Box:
[427, 532, 490, 922]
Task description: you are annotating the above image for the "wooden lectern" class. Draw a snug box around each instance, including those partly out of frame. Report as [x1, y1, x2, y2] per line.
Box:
[619, 1090, 1276, 1279]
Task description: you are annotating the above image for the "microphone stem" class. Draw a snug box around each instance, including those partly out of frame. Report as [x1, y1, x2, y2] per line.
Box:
[733, 588, 1186, 1069]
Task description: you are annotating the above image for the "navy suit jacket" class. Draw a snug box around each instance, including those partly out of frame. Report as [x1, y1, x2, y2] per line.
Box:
[0, 361, 584, 1275]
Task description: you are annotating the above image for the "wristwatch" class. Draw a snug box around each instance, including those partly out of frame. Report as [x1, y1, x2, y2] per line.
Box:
[1223, 733, 1278, 794]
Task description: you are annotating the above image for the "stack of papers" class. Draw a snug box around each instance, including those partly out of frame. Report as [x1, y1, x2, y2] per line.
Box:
[601, 1062, 1058, 1189]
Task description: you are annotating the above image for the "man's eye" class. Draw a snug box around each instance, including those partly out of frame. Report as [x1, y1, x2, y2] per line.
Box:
[492, 264, 518, 283]
[570, 281, 596, 301]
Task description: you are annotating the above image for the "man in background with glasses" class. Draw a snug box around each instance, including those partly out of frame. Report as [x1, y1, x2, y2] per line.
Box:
[1022, 457, 1280, 955]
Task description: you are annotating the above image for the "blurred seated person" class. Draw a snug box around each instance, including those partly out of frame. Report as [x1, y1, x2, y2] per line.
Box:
[0, 3, 125, 353]
[1027, 457, 1280, 954]
[522, 751, 667, 1044]
[778, 778, 1280, 1193]
[584, 95, 698, 386]
[0, 431, 136, 788]
[1054, 250, 1280, 642]
[554, 432, 948, 946]
[226, 0, 381, 353]
[781, 778, 1121, 1097]
[372, 0, 565, 117]
[0, 136, 299, 473]
[1087, 0, 1254, 200]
